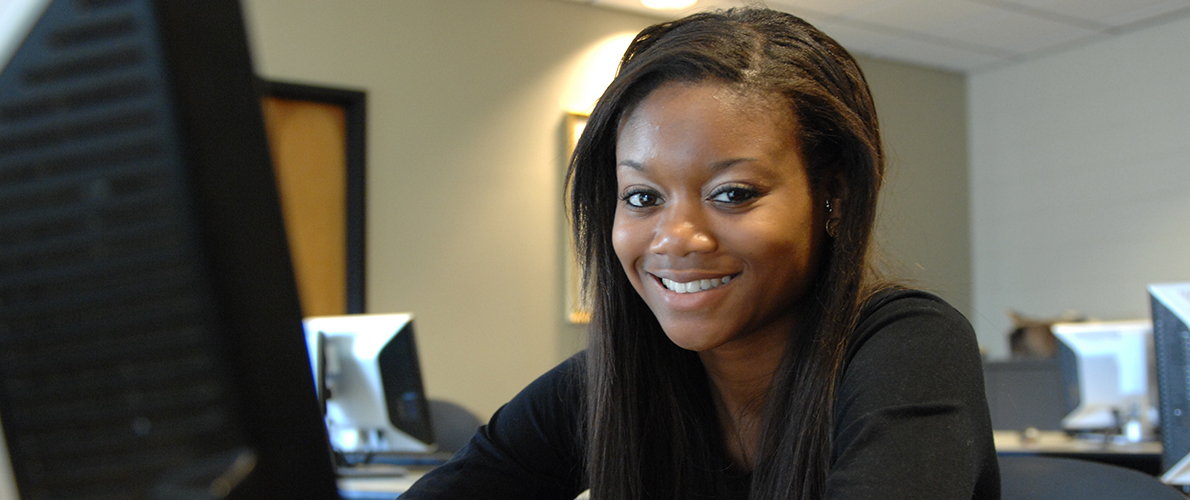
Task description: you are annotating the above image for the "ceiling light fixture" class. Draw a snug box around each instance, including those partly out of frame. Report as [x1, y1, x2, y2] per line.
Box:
[641, 0, 697, 10]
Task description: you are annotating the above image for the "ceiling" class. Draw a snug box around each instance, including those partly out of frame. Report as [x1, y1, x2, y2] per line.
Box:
[563, 0, 1190, 73]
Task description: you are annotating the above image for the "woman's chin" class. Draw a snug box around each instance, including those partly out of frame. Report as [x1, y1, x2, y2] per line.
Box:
[661, 327, 728, 353]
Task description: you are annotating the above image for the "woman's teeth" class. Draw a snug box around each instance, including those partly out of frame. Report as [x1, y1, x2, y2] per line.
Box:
[660, 275, 732, 294]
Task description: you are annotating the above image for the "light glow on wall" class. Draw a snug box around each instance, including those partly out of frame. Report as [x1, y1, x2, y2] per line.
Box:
[562, 32, 636, 114]
[641, 0, 697, 10]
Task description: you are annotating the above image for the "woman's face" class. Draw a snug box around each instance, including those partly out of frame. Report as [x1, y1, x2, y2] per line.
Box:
[612, 81, 826, 355]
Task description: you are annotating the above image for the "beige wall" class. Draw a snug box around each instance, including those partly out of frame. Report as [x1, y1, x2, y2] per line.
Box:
[243, 0, 971, 419]
[862, 58, 971, 319]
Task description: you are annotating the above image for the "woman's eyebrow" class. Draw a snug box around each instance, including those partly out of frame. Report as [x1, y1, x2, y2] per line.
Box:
[617, 159, 645, 171]
[710, 157, 755, 171]
[617, 157, 759, 172]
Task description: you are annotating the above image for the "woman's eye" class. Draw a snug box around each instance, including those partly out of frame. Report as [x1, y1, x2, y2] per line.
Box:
[709, 186, 759, 205]
[623, 190, 660, 208]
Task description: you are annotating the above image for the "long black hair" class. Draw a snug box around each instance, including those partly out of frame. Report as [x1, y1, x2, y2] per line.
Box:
[567, 8, 886, 499]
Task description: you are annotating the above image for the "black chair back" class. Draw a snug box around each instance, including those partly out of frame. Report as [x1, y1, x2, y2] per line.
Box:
[1000, 455, 1186, 500]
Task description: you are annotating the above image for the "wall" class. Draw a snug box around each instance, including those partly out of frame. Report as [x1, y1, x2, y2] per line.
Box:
[862, 58, 971, 320]
[970, 15, 1190, 358]
[243, 0, 648, 419]
[243, 0, 972, 418]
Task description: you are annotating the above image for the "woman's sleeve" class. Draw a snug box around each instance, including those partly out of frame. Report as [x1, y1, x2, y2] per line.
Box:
[399, 355, 587, 500]
[825, 291, 1000, 499]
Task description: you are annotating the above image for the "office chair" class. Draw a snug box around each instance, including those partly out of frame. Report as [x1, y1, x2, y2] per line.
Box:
[999, 455, 1186, 500]
[428, 399, 482, 454]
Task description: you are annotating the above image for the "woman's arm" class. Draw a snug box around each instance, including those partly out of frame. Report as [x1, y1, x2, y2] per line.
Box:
[400, 355, 587, 500]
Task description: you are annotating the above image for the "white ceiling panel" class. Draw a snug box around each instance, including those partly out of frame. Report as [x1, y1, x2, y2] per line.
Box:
[770, 7, 845, 34]
[851, 0, 995, 33]
[769, 0, 908, 18]
[568, 0, 1190, 72]
[814, 20, 1010, 72]
[867, 40, 1008, 73]
[805, 19, 914, 53]
[921, 4, 1102, 54]
[984, 0, 1190, 28]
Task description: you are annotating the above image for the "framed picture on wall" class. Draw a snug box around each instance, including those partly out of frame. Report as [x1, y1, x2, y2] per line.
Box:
[261, 80, 366, 316]
[564, 112, 591, 324]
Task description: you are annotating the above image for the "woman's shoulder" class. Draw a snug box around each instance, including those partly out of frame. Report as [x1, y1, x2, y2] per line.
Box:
[509, 352, 586, 414]
[532, 351, 586, 385]
[858, 287, 967, 322]
[402, 355, 588, 499]
[830, 289, 998, 499]
[844, 287, 981, 377]
[852, 288, 974, 348]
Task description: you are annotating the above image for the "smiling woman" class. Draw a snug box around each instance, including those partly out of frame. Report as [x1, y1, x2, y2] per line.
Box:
[401, 7, 998, 500]
[612, 82, 821, 360]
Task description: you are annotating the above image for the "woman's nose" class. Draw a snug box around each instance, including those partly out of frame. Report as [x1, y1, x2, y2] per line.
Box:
[649, 203, 715, 256]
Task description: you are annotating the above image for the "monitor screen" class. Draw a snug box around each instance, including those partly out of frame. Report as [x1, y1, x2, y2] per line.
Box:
[1051, 320, 1156, 438]
[1151, 282, 1190, 484]
[0, 0, 339, 498]
[303, 314, 435, 458]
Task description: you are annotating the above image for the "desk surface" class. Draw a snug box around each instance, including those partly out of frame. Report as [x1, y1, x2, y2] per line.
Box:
[995, 429, 1164, 476]
[335, 434, 1161, 497]
[337, 468, 428, 499]
[336, 470, 593, 499]
[994, 429, 1162, 455]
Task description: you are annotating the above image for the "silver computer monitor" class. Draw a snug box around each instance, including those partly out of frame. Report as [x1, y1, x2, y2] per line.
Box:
[1052, 320, 1156, 439]
[303, 314, 436, 456]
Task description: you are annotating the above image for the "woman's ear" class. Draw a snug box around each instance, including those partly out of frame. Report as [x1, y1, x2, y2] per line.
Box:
[821, 174, 848, 238]
[826, 173, 849, 214]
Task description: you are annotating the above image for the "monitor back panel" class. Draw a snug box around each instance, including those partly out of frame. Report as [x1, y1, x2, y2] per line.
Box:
[0, 0, 338, 498]
[1153, 291, 1190, 472]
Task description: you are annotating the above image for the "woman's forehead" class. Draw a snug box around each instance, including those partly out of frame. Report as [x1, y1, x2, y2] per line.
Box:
[615, 82, 799, 159]
[621, 80, 791, 126]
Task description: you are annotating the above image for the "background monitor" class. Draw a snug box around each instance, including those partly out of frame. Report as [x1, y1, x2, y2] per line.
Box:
[1052, 320, 1156, 438]
[303, 314, 435, 457]
[0, 0, 339, 498]
[1150, 282, 1190, 484]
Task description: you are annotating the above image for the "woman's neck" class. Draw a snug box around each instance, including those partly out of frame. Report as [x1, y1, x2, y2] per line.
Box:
[699, 332, 788, 470]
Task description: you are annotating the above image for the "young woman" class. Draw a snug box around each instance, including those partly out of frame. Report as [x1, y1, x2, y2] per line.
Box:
[404, 8, 998, 499]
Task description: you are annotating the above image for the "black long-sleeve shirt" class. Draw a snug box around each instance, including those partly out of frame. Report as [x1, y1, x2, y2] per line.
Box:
[403, 289, 1000, 499]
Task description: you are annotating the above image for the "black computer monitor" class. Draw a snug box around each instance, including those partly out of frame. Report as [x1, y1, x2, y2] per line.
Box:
[0, 0, 340, 498]
[1151, 283, 1190, 484]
